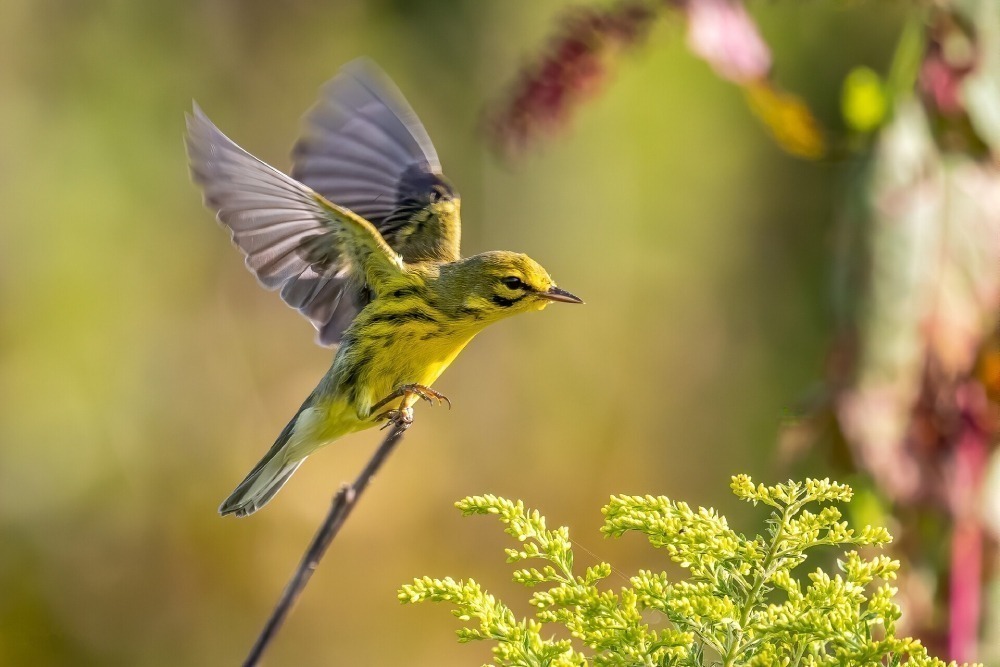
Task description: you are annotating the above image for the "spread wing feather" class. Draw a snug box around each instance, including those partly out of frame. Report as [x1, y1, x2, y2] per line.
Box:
[187, 59, 459, 348]
[292, 58, 441, 230]
[185, 106, 403, 340]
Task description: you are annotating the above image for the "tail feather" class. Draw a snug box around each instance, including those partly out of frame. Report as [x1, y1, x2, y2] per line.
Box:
[219, 400, 313, 517]
[219, 456, 305, 517]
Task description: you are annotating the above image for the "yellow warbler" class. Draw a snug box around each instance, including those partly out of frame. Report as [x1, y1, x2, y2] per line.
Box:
[186, 59, 582, 517]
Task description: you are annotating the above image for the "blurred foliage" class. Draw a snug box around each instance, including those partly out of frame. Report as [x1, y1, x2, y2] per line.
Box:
[2, 0, 980, 665]
[840, 67, 887, 134]
[402, 477, 971, 666]
[743, 82, 826, 160]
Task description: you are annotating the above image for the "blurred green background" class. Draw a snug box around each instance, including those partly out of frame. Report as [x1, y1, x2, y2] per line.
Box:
[0, 1, 906, 665]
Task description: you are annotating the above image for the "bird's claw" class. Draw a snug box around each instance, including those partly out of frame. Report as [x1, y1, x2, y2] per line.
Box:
[378, 407, 414, 430]
[408, 385, 452, 409]
[370, 383, 452, 417]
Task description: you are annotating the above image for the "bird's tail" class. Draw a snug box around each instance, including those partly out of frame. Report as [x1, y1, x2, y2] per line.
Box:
[219, 410, 308, 518]
[218, 457, 305, 518]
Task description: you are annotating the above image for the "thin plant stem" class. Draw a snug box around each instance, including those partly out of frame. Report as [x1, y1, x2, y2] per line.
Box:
[242, 421, 409, 667]
[725, 502, 791, 667]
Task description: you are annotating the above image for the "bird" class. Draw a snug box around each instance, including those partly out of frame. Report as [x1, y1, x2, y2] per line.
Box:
[186, 59, 583, 517]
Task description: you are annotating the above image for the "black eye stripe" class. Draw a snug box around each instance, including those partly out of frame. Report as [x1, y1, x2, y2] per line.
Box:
[492, 294, 525, 308]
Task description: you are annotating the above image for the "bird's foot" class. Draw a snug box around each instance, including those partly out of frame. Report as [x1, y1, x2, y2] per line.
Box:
[370, 383, 451, 414]
[404, 384, 451, 409]
[378, 406, 414, 430]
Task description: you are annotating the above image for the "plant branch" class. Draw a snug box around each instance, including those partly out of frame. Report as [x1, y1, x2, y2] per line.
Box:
[242, 420, 410, 667]
[725, 503, 790, 667]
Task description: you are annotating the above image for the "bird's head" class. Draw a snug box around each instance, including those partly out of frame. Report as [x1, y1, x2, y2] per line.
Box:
[441, 250, 583, 325]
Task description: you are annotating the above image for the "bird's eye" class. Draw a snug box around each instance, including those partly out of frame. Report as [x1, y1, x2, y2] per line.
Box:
[501, 276, 526, 290]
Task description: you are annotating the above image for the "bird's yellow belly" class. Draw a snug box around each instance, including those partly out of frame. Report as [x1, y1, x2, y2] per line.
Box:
[328, 324, 479, 424]
[375, 330, 476, 409]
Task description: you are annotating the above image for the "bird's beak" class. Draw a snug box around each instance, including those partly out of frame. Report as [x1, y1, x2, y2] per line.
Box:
[540, 286, 584, 304]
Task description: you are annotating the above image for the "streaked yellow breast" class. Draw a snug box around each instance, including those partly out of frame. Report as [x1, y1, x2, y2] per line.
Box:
[326, 312, 482, 423]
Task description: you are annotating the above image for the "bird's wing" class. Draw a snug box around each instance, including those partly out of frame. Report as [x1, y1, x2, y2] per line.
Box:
[186, 105, 404, 345]
[292, 59, 461, 256]
[285, 59, 462, 344]
[292, 58, 442, 228]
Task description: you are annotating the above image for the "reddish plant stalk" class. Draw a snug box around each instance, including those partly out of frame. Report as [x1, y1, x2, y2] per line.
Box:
[948, 403, 988, 661]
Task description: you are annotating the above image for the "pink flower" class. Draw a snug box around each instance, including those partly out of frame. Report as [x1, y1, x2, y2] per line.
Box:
[684, 0, 771, 84]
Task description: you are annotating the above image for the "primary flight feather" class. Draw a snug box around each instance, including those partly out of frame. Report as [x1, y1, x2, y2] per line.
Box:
[187, 59, 582, 517]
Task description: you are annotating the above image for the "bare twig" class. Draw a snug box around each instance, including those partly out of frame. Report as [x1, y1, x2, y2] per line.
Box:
[243, 421, 410, 667]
